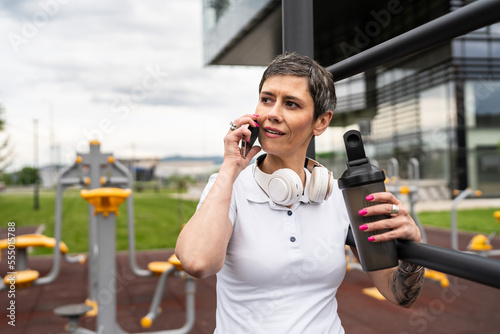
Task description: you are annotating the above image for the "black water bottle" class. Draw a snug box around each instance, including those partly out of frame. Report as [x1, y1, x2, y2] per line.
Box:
[338, 130, 398, 271]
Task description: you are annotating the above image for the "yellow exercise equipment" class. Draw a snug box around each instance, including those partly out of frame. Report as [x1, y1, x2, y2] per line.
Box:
[0, 234, 72, 288]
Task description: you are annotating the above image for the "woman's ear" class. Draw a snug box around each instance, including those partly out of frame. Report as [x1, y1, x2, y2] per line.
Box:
[313, 110, 333, 136]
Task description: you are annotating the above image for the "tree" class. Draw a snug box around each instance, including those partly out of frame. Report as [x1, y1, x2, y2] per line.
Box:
[18, 166, 39, 185]
[0, 104, 13, 173]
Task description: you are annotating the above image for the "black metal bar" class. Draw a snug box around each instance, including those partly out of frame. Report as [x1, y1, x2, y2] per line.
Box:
[282, 0, 316, 159]
[346, 228, 500, 289]
[454, 80, 468, 190]
[282, 0, 314, 58]
[327, 0, 500, 81]
[396, 239, 500, 289]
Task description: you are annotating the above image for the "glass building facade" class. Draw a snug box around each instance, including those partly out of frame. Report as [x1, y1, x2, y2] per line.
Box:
[203, 0, 500, 197]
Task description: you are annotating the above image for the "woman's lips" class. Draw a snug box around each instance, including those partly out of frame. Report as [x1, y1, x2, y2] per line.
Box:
[263, 127, 285, 138]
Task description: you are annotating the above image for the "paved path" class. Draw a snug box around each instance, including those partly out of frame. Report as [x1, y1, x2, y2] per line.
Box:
[1, 227, 499, 334]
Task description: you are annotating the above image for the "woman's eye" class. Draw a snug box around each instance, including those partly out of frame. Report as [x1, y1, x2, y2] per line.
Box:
[286, 101, 299, 108]
[261, 97, 272, 104]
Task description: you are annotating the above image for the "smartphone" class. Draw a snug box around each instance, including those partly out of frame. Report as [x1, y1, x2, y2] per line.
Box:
[240, 124, 259, 158]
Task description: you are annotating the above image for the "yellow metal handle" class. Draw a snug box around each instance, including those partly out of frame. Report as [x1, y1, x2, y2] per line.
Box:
[141, 316, 152, 328]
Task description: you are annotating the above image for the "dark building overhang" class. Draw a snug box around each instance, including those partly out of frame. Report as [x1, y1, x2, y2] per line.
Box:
[204, 0, 450, 67]
[203, 0, 281, 66]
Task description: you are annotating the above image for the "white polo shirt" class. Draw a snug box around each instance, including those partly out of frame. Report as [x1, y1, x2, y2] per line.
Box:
[197, 163, 350, 334]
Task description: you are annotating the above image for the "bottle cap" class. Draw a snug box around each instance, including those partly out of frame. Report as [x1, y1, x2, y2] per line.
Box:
[338, 130, 385, 189]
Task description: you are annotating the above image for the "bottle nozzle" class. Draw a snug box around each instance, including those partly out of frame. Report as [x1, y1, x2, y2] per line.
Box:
[343, 130, 368, 167]
[338, 129, 385, 189]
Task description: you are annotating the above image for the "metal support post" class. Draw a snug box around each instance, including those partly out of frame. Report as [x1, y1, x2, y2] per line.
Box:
[451, 188, 473, 251]
[282, 0, 316, 159]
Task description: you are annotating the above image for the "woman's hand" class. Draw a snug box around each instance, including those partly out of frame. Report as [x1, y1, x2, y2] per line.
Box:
[356, 192, 424, 309]
[358, 192, 422, 243]
[222, 114, 261, 173]
[175, 114, 261, 278]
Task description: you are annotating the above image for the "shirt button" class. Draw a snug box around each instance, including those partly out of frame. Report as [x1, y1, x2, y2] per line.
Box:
[290, 236, 296, 242]
[287, 210, 293, 216]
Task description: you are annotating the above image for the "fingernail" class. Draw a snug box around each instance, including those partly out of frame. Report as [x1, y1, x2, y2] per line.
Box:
[358, 209, 368, 216]
[359, 224, 368, 231]
[253, 114, 259, 117]
[365, 195, 374, 201]
[368, 236, 376, 242]
[254, 122, 259, 127]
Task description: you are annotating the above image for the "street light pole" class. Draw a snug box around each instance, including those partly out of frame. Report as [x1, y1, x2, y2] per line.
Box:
[33, 119, 39, 210]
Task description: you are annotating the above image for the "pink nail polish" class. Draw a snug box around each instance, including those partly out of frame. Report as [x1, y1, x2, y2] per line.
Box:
[253, 114, 259, 117]
[365, 195, 374, 201]
[368, 236, 375, 242]
[359, 224, 368, 231]
[358, 209, 368, 216]
[254, 122, 259, 127]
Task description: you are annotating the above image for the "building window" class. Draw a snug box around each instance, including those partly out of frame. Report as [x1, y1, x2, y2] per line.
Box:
[476, 146, 500, 196]
[492, 41, 500, 58]
[465, 80, 500, 128]
[463, 40, 488, 58]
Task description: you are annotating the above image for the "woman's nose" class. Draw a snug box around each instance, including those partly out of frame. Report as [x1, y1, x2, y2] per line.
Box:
[267, 103, 283, 122]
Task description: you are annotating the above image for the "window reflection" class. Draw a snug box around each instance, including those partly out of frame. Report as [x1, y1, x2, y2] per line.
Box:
[491, 23, 500, 35]
[492, 41, 500, 58]
[420, 85, 450, 149]
[335, 73, 366, 113]
[465, 80, 500, 127]
[464, 40, 488, 58]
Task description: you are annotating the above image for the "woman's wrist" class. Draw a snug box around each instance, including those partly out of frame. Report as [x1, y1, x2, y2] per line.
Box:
[218, 162, 241, 184]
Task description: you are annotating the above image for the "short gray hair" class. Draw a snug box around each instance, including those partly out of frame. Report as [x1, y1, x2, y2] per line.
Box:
[259, 52, 337, 120]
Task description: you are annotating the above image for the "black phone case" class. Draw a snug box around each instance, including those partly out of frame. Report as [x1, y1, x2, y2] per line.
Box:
[241, 125, 259, 158]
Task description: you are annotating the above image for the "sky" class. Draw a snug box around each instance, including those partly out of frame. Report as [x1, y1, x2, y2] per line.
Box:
[0, 0, 337, 172]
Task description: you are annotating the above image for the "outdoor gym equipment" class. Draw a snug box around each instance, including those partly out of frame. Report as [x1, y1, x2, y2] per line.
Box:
[0, 140, 135, 293]
[0, 234, 83, 289]
[47, 140, 195, 328]
[0, 150, 100, 291]
[386, 158, 427, 242]
[53, 140, 153, 313]
[451, 188, 500, 257]
[141, 254, 195, 329]
[54, 188, 195, 334]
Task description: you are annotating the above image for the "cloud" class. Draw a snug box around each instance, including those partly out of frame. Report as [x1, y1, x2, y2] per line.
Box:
[0, 0, 266, 170]
[0, 0, 42, 18]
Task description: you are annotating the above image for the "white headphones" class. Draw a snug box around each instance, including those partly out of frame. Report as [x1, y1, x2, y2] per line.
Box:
[253, 154, 334, 206]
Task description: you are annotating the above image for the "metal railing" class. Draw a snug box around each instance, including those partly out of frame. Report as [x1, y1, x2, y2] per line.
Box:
[345, 229, 500, 289]
[327, 0, 500, 82]
[327, 0, 500, 289]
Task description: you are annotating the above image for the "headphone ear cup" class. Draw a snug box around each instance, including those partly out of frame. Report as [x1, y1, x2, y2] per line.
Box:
[268, 169, 303, 206]
[309, 167, 333, 203]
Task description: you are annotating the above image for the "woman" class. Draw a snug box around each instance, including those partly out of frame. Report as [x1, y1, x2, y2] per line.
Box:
[175, 52, 424, 333]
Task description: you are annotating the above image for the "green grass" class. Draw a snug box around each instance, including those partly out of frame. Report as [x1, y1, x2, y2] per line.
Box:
[0, 189, 198, 255]
[418, 208, 500, 235]
[1, 190, 499, 256]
